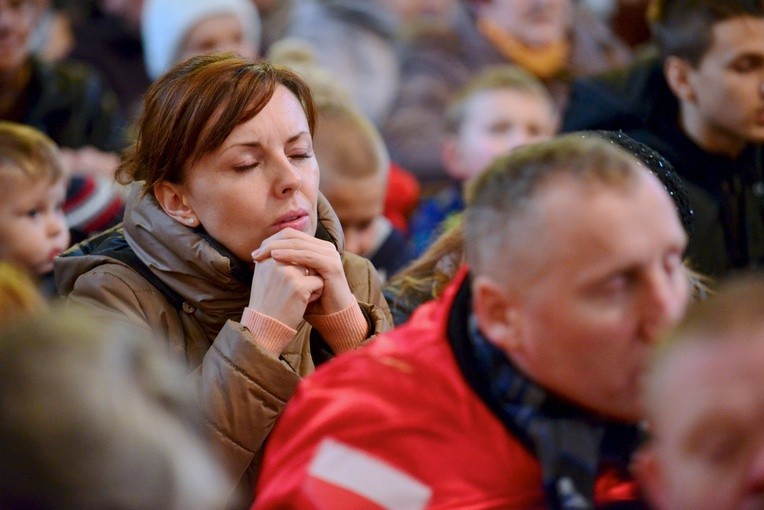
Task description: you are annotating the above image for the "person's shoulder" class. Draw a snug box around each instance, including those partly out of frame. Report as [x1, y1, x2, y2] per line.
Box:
[54, 228, 166, 304]
[305, 304, 453, 390]
[563, 54, 666, 131]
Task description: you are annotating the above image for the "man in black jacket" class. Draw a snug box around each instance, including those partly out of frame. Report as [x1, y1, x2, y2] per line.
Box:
[564, 0, 764, 278]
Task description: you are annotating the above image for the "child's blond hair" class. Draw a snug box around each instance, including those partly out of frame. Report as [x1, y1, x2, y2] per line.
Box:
[314, 99, 390, 189]
[0, 121, 67, 185]
[443, 64, 557, 136]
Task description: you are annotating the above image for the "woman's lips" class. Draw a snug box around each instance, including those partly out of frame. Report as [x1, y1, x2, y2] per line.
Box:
[271, 210, 309, 232]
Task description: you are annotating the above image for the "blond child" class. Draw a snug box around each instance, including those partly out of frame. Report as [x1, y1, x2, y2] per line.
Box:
[0, 122, 70, 296]
[409, 64, 559, 256]
[313, 99, 411, 283]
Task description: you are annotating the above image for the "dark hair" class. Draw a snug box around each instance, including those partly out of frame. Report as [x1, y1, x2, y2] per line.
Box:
[117, 52, 316, 194]
[650, 0, 764, 65]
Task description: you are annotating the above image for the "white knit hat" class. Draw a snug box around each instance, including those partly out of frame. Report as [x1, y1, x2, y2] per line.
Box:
[142, 0, 262, 80]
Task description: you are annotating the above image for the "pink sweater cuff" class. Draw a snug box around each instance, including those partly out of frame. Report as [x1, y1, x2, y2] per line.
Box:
[241, 307, 297, 357]
[305, 303, 369, 354]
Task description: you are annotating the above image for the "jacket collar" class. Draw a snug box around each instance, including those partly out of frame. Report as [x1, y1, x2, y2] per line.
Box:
[121, 185, 345, 333]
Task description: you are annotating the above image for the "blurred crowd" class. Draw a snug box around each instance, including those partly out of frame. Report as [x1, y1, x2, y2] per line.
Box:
[2, 0, 764, 509]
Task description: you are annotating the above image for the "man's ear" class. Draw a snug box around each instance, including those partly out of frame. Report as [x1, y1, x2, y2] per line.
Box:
[154, 181, 198, 226]
[472, 275, 523, 354]
[664, 56, 697, 104]
[633, 446, 670, 510]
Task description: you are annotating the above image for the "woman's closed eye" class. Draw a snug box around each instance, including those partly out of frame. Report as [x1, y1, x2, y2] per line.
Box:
[288, 152, 313, 160]
[233, 161, 260, 172]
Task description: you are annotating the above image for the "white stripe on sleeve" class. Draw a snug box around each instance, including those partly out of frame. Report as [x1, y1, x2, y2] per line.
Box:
[307, 437, 432, 510]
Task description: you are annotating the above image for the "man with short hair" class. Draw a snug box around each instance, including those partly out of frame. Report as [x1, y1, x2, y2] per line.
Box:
[564, 0, 764, 277]
[638, 274, 764, 510]
[253, 135, 690, 509]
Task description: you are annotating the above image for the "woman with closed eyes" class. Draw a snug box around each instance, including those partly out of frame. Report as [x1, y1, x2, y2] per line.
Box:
[55, 52, 392, 503]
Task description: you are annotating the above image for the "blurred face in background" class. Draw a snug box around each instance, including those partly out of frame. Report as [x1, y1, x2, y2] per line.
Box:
[388, 0, 459, 27]
[322, 175, 386, 258]
[178, 13, 259, 63]
[0, 0, 44, 77]
[443, 87, 558, 181]
[642, 335, 764, 510]
[477, 0, 574, 48]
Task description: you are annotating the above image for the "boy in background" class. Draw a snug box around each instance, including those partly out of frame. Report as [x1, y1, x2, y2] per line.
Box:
[0, 122, 70, 297]
[409, 64, 559, 256]
[313, 99, 411, 284]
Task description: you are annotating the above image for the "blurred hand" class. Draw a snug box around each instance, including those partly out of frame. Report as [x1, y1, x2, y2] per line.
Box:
[59, 146, 120, 180]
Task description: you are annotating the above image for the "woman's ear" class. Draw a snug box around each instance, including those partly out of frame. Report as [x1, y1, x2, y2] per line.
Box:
[471, 275, 524, 355]
[154, 181, 198, 226]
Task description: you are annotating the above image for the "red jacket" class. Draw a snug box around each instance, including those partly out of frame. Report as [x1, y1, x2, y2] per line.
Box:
[254, 269, 639, 509]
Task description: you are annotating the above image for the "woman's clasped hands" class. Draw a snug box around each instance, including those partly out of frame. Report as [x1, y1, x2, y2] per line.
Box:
[249, 228, 355, 330]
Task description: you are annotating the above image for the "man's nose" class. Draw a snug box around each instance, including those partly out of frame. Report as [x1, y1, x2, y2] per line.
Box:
[640, 269, 688, 343]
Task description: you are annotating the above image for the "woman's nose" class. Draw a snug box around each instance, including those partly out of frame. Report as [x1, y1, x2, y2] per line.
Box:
[274, 157, 303, 196]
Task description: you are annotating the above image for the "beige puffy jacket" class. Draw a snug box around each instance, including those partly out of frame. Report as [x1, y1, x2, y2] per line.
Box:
[55, 188, 392, 500]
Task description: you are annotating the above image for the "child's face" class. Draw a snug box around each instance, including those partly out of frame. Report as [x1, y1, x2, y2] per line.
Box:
[478, 0, 573, 48]
[445, 88, 558, 181]
[322, 176, 385, 258]
[178, 13, 258, 64]
[0, 171, 69, 275]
